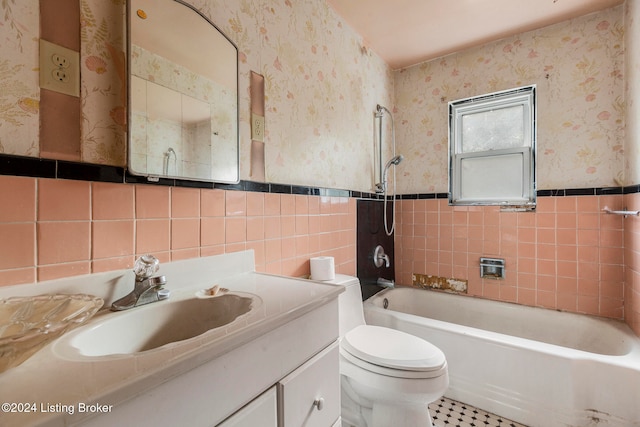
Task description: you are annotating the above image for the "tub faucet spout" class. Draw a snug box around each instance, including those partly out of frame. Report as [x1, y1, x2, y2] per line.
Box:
[111, 255, 170, 311]
[377, 277, 395, 288]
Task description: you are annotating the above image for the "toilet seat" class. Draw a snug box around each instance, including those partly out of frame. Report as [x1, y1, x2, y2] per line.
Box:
[341, 325, 447, 379]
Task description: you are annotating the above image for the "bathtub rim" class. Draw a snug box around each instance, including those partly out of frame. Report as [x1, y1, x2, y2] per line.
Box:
[364, 286, 640, 364]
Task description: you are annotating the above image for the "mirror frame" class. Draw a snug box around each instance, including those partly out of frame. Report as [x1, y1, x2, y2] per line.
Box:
[126, 0, 240, 184]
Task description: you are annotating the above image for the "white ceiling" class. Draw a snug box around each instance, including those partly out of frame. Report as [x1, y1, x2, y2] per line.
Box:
[327, 0, 624, 70]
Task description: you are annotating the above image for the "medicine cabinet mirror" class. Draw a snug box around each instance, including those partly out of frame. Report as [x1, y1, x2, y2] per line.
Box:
[127, 0, 239, 183]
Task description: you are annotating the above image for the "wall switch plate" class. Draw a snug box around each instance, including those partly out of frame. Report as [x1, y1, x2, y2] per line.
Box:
[39, 39, 80, 97]
[251, 113, 265, 142]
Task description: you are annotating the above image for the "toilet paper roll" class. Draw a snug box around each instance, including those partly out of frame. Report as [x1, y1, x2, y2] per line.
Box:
[310, 256, 335, 281]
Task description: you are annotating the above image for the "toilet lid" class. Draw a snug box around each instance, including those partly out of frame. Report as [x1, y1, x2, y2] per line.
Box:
[342, 325, 446, 372]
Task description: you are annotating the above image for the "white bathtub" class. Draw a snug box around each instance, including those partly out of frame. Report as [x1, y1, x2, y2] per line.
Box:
[363, 287, 640, 427]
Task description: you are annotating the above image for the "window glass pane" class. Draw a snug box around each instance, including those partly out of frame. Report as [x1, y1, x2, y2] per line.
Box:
[449, 85, 536, 206]
[459, 153, 524, 201]
[461, 105, 525, 152]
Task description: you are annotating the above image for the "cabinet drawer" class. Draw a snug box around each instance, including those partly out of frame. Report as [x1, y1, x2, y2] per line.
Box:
[218, 387, 277, 427]
[278, 341, 340, 427]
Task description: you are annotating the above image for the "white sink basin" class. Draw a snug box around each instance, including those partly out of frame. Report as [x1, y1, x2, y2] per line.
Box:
[54, 292, 259, 357]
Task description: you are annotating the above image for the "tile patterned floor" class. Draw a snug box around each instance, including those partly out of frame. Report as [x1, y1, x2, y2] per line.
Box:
[429, 397, 528, 427]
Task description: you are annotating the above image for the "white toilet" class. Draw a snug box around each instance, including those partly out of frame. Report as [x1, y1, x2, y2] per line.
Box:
[330, 274, 448, 427]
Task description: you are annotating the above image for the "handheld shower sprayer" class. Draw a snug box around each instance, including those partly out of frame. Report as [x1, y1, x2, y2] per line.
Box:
[385, 154, 404, 170]
[378, 154, 403, 193]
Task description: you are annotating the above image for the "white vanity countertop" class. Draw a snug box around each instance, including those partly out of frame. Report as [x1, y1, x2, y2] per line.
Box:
[0, 251, 343, 427]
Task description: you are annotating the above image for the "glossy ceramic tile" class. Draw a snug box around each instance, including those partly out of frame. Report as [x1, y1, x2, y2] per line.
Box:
[0, 223, 35, 269]
[171, 187, 200, 218]
[135, 185, 170, 219]
[0, 176, 36, 222]
[0, 178, 357, 283]
[92, 220, 134, 259]
[37, 179, 90, 221]
[200, 188, 226, 217]
[246, 192, 265, 216]
[395, 194, 625, 318]
[135, 219, 171, 254]
[171, 218, 200, 250]
[429, 397, 527, 427]
[37, 221, 91, 264]
[92, 182, 134, 220]
[225, 190, 247, 216]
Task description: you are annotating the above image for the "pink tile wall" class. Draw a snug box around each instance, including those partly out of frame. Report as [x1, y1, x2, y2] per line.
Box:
[396, 195, 625, 319]
[624, 192, 640, 334]
[0, 176, 356, 286]
[1, 173, 633, 327]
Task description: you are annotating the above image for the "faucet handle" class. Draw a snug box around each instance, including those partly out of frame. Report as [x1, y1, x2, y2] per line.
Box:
[133, 254, 160, 279]
[373, 245, 391, 268]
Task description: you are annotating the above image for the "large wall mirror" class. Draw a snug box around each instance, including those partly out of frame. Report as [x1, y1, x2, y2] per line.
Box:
[128, 0, 239, 183]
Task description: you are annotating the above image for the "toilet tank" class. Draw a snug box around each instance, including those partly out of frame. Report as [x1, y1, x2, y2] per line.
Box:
[325, 274, 366, 337]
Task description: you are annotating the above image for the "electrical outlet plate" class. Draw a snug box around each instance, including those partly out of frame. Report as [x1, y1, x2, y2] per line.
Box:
[251, 113, 265, 142]
[39, 39, 80, 97]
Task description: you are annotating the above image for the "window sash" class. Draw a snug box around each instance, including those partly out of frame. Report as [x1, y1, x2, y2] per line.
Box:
[451, 147, 533, 205]
[448, 86, 536, 207]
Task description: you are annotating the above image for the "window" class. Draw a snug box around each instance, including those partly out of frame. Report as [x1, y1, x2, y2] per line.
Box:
[448, 85, 536, 207]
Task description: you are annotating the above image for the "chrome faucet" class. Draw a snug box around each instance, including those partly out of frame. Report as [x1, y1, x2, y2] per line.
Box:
[111, 255, 170, 311]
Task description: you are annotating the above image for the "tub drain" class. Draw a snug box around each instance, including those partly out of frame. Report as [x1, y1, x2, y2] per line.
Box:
[383, 298, 389, 309]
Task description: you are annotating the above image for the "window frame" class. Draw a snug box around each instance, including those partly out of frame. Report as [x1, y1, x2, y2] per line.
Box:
[448, 85, 537, 207]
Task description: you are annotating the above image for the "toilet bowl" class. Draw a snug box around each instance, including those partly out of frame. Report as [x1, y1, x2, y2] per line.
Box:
[327, 275, 449, 427]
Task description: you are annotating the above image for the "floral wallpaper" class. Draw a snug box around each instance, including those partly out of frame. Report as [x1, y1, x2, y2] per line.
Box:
[0, 1, 631, 193]
[394, 6, 625, 194]
[255, 1, 392, 191]
[0, 0, 39, 157]
[624, 0, 640, 337]
[626, 0, 640, 187]
[80, 0, 127, 166]
[204, 0, 393, 191]
[0, 0, 385, 191]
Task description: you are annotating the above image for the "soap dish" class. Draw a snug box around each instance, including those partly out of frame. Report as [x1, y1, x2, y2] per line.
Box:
[195, 285, 229, 299]
[0, 294, 103, 373]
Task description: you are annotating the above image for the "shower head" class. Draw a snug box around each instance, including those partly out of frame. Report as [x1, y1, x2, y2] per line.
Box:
[379, 154, 404, 193]
[384, 154, 404, 170]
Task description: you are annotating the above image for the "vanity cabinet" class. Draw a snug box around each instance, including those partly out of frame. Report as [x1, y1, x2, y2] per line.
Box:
[0, 253, 344, 427]
[219, 342, 340, 427]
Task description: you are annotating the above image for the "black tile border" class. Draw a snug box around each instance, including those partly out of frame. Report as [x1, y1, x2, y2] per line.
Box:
[402, 187, 630, 200]
[0, 154, 57, 178]
[58, 161, 125, 183]
[0, 153, 638, 200]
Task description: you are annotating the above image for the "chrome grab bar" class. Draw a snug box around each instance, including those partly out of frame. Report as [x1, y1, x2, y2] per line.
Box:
[602, 206, 640, 217]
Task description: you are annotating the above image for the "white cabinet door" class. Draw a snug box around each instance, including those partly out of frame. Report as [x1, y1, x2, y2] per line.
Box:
[218, 387, 277, 427]
[278, 341, 340, 427]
